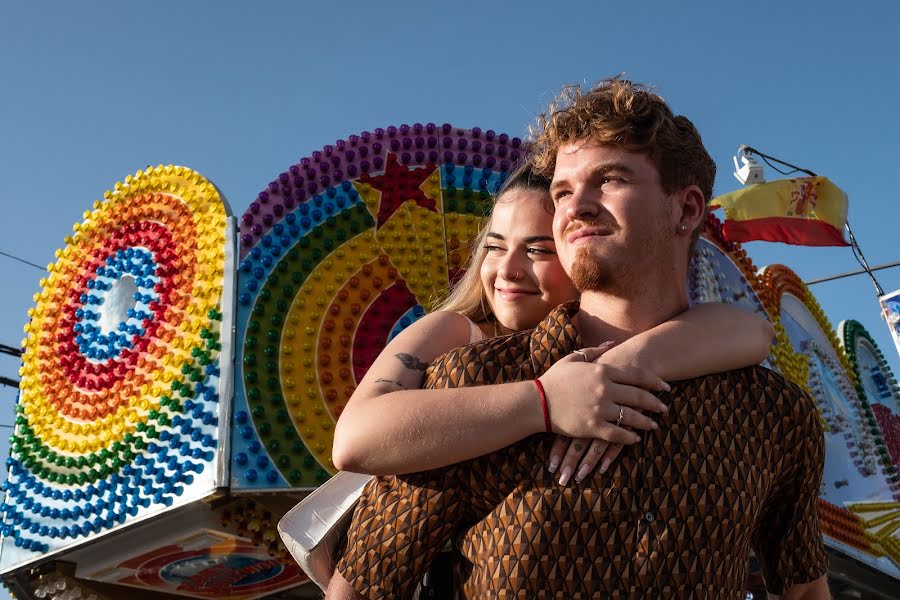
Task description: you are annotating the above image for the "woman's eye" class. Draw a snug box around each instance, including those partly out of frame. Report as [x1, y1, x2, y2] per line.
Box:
[484, 245, 504, 253]
[527, 247, 555, 256]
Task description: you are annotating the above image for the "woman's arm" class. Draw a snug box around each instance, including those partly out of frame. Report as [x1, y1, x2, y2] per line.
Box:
[599, 302, 775, 379]
[331, 311, 665, 475]
[334, 303, 770, 477]
[332, 311, 536, 474]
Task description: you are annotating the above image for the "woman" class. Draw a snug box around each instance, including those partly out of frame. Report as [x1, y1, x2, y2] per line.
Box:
[299, 161, 773, 595]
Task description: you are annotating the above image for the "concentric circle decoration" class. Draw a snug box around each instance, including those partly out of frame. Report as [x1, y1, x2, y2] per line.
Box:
[841, 320, 900, 477]
[1, 166, 234, 570]
[760, 265, 892, 488]
[233, 123, 523, 489]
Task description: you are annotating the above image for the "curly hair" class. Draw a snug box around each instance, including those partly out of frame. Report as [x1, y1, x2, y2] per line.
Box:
[530, 77, 716, 210]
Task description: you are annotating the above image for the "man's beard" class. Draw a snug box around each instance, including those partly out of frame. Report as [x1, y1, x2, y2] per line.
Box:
[568, 234, 670, 294]
[569, 246, 612, 292]
[564, 218, 619, 293]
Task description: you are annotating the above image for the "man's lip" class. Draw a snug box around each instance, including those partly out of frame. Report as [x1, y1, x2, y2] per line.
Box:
[567, 227, 613, 243]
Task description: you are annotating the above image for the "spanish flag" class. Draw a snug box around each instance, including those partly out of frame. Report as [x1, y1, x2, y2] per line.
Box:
[710, 176, 849, 246]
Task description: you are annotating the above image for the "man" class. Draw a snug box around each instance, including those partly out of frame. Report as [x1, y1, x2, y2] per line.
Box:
[328, 78, 830, 599]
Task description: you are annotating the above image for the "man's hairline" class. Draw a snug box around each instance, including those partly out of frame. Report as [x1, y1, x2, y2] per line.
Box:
[548, 139, 664, 199]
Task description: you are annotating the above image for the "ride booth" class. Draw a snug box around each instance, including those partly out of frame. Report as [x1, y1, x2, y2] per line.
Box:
[1, 123, 898, 600]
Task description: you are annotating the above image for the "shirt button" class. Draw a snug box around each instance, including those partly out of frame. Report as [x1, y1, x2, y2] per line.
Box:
[644, 512, 655, 523]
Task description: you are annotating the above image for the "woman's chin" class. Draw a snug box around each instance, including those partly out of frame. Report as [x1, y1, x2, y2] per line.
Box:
[496, 314, 541, 334]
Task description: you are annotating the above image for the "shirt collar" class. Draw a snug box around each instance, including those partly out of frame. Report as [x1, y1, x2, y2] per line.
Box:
[529, 301, 582, 375]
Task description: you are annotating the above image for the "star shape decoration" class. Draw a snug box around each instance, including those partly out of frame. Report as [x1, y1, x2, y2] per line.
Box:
[357, 153, 438, 228]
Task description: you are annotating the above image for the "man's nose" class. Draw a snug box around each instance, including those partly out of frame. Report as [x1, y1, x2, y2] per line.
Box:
[565, 188, 599, 221]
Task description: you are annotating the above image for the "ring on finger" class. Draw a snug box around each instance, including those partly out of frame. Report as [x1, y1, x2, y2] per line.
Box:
[615, 404, 624, 427]
[573, 349, 588, 362]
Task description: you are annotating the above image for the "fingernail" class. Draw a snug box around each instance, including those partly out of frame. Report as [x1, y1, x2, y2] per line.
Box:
[599, 459, 610, 474]
[651, 421, 658, 430]
[548, 455, 560, 473]
[633, 434, 641, 443]
[575, 464, 591, 483]
[661, 381, 671, 392]
[558, 465, 573, 486]
[659, 403, 668, 413]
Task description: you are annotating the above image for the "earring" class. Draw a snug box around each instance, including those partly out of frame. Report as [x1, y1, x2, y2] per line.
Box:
[679, 224, 688, 232]
[509, 270, 522, 281]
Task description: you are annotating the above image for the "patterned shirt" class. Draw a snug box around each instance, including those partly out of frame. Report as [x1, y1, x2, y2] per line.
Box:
[336, 302, 828, 598]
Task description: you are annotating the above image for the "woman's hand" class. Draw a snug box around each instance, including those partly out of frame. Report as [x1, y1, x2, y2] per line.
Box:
[538, 342, 669, 441]
[539, 343, 669, 485]
[548, 435, 628, 485]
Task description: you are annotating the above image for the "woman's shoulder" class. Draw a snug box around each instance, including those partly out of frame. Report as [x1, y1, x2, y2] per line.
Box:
[387, 310, 478, 351]
[410, 310, 477, 330]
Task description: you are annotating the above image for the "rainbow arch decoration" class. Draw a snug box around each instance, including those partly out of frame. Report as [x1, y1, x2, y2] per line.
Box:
[842, 319, 900, 471]
[759, 265, 888, 472]
[232, 123, 524, 490]
[0, 166, 236, 572]
[757, 264, 900, 574]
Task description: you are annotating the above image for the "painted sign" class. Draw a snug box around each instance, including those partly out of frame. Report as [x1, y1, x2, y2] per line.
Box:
[85, 530, 306, 599]
[880, 289, 900, 361]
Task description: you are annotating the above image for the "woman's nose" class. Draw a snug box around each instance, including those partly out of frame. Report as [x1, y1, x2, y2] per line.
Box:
[498, 253, 524, 281]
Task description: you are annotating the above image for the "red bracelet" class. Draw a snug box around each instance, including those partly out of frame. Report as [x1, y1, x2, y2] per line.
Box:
[533, 379, 552, 432]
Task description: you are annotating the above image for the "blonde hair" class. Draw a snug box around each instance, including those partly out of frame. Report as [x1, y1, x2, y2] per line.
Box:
[435, 161, 551, 323]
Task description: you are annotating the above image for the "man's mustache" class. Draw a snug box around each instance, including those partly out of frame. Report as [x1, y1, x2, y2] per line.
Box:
[563, 218, 619, 238]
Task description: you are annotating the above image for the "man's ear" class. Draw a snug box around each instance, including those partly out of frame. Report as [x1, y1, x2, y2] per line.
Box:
[675, 185, 706, 232]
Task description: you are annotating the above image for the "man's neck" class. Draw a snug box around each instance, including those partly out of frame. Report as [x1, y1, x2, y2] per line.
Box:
[577, 283, 689, 347]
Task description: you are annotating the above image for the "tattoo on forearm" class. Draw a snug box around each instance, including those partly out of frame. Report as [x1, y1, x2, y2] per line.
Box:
[375, 378, 406, 388]
[395, 353, 428, 372]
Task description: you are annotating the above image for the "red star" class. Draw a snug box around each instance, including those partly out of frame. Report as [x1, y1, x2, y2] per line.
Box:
[358, 153, 437, 227]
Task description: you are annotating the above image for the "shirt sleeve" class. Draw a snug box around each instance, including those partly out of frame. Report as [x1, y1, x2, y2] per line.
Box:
[335, 465, 464, 599]
[753, 388, 828, 593]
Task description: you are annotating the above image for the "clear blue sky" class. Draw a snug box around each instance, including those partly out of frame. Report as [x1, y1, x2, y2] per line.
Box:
[1, 1, 898, 594]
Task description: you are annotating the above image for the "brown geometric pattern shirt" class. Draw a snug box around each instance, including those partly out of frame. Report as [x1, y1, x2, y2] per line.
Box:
[336, 302, 828, 598]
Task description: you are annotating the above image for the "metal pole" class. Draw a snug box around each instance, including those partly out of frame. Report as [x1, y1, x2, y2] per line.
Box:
[805, 260, 900, 287]
[0, 343, 22, 358]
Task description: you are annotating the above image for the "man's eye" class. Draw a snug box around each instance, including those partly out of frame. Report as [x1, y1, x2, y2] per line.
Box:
[553, 191, 571, 202]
